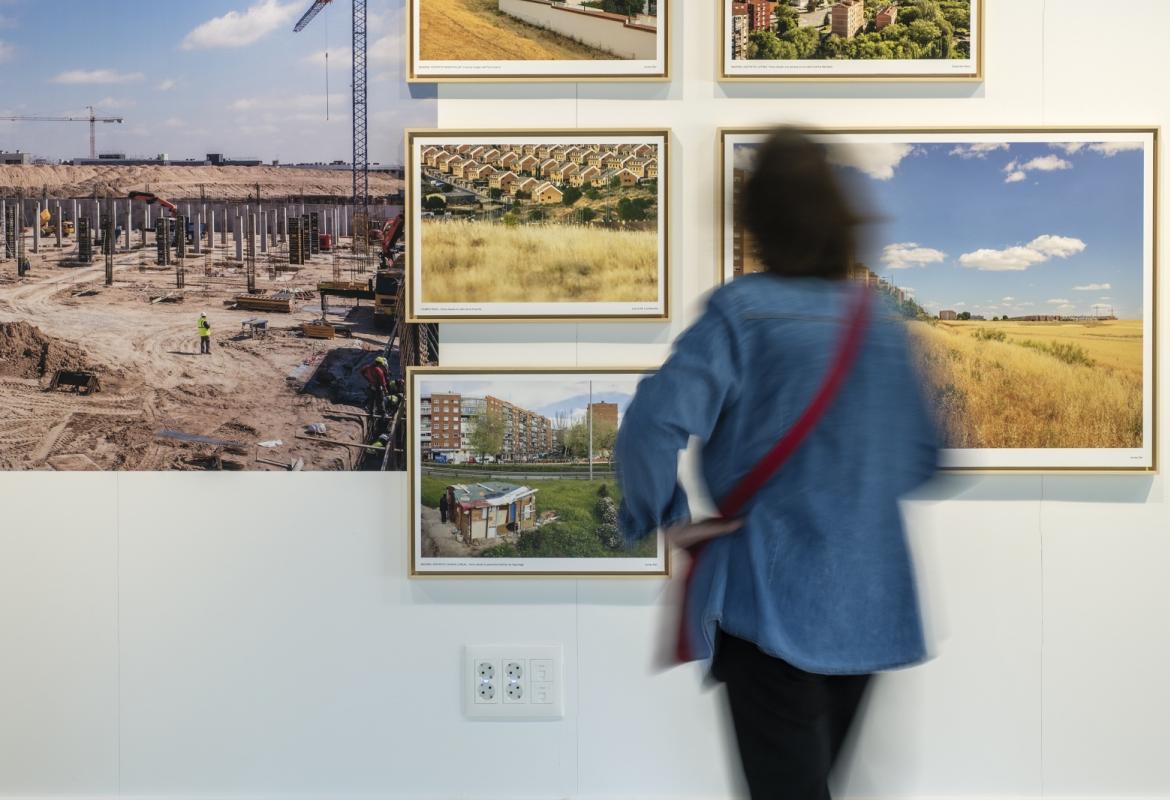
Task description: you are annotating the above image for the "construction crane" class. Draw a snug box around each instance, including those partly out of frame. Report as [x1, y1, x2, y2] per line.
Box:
[0, 106, 124, 159]
[294, 0, 368, 225]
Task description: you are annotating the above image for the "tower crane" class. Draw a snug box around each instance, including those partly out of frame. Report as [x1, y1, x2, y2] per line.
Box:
[293, 0, 368, 221]
[0, 106, 124, 159]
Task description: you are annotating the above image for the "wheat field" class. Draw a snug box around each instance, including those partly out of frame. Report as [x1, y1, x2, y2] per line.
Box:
[421, 218, 659, 303]
[908, 320, 1144, 449]
[419, 0, 616, 61]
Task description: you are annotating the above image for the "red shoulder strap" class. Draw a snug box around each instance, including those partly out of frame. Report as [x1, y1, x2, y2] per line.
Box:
[675, 286, 874, 663]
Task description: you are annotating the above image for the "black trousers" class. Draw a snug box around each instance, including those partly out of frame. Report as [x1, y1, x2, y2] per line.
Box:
[711, 630, 871, 800]
[200, 336, 210, 354]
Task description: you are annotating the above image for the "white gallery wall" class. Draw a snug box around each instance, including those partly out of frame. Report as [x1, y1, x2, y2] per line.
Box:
[2, 1, 1169, 798]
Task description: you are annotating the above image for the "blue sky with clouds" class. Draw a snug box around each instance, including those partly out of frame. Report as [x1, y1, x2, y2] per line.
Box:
[0, 0, 434, 164]
[737, 139, 1147, 319]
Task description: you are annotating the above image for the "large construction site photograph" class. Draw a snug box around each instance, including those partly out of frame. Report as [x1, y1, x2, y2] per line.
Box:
[0, 0, 437, 472]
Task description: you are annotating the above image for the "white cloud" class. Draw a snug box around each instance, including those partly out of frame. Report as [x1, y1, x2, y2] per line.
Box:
[303, 47, 352, 68]
[1018, 302, 1035, 307]
[52, 69, 144, 84]
[95, 96, 136, 110]
[1004, 154, 1072, 183]
[230, 93, 346, 113]
[1073, 282, 1111, 291]
[1099, 296, 1111, 300]
[1090, 141, 1144, 156]
[959, 234, 1087, 271]
[1047, 298, 1070, 305]
[949, 142, 1009, 159]
[953, 302, 967, 307]
[1029, 234, 1087, 258]
[827, 143, 914, 180]
[1022, 155, 1073, 172]
[1051, 142, 1087, 155]
[162, 117, 185, 129]
[182, 0, 298, 50]
[158, 79, 177, 91]
[1002, 296, 1014, 301]
[881, 242, 947, 270]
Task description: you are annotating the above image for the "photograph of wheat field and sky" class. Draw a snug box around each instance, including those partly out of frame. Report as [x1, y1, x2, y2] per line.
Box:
[724, 130, 1156, 470]
[723, 0, 980, 79]
[409, 369, 666, 575]
[408, 132, 667, 321]
[411, 0, 666, 79]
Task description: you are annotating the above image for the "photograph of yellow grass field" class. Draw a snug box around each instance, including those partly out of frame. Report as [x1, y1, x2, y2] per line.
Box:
[724, 130, 1156, 468]
[910, 319, 1142, 449]
[411, 0, 665, 79]
[410, 133, 667, 319]
[421, 221, 657, 303]
[419, 0, 617, 61]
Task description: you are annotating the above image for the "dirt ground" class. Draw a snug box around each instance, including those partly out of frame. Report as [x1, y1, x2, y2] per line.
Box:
[0, 230, 397, 471]
[0, 164, 402, 202]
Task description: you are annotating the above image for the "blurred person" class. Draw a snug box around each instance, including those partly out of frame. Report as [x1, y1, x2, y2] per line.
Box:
[616, 128, 939, 800]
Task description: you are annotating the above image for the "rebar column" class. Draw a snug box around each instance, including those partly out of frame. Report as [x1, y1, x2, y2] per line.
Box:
[33, 202, 40, 254]
[246, 213, 257, 293]
[193, 213, 202, 255]
[155, 218, 171, 266]
[77, 218, 92, 264]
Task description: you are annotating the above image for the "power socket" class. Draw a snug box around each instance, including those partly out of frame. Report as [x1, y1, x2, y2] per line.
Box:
[502, 660, 525, 704]
[473, 658, 499, 704]
[465, 645, 563, 720]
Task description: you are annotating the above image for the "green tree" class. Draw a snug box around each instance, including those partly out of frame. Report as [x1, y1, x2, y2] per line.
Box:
[958, 311, 972, 321]
[488, 187, 503, 200]
[617, 196, 653, 222]
[561, 185, 583, 205]
[773, 5, 800, 34]
[423, 195, 446, 211]
[469, 409, 504, 459]
[782, 25, 820, 59]
[598, 0, 643, 16]
[747, 30, 785, 60]
[579, 206, 597, 223]
[528, 208, 546, 222]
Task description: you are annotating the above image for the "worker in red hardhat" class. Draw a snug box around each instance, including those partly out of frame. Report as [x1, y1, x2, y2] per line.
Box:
[360, 356, 391, 415]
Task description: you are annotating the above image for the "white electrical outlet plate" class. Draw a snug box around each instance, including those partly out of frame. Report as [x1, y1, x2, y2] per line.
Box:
[465, 645, 563, 720]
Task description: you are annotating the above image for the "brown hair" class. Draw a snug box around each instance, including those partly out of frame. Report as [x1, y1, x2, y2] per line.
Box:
[741, 127, 860, 280]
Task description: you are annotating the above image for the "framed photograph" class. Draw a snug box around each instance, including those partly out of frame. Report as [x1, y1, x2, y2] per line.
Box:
[407, 367, 667, 576]
[406, 129, 669, 322]
[720, 0, 982, 82]
[720, 127, 1158, 472]
[408, 0, 669, 82]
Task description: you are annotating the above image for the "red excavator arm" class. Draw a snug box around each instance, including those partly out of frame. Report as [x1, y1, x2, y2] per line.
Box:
[128, 191, 178, 215]
[380, 213, 404, 255]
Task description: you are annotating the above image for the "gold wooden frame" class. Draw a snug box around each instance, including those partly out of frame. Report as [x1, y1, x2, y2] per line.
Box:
[406, 0, 670, 83]
[405, 127, 671, 323]
[717, 126, 1160, 474]
[406, 366, 669, 578]
[717, 0, 984, 83]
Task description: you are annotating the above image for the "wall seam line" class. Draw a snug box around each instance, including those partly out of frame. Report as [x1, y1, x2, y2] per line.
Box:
[574, 579, 581, 798]
[115, 474, 122, 796]
[1039, 475, 1046, 799]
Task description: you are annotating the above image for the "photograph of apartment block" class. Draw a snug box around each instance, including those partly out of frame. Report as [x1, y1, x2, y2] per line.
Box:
[728, 0, 973, 63]
[421, 392, 554, 463]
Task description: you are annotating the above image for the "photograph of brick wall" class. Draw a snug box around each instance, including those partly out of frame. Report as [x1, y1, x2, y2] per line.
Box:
[412, 0, 666, 80]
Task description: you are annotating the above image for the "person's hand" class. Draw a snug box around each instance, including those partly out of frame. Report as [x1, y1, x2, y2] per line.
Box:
[664, 517, 744, 550]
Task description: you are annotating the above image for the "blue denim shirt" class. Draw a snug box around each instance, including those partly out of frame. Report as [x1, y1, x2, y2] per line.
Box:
[617, 274, 939, 675]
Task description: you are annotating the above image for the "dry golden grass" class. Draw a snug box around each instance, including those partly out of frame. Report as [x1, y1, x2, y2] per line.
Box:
[419, 0, 616, 61]
[421, 218, 659, 303]
[908, 320, 1144, 449]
